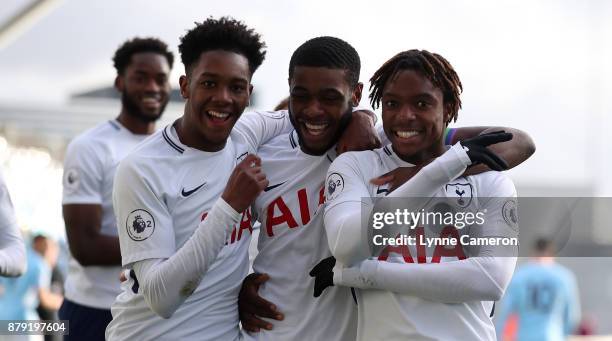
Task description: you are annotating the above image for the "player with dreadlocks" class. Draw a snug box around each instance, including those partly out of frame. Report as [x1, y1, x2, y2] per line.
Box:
[312, 49, 521, 340]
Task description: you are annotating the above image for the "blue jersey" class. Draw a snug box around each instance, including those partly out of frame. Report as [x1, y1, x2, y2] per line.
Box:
[495, 261, 580, 341]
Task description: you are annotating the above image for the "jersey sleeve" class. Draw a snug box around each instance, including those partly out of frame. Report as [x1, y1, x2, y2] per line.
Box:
[470, 172, 518, 241]
[62, 137, 104, 205]
[113, 159, 176, 266]
[232, 110, 293, 151]
[324, 152, 373, 211]
[323, 153, 375, 266]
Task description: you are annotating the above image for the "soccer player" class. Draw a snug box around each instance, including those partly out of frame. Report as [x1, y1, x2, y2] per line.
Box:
[60, 37, 174, 340]
[315, 49, 520, 340]
[239, 41, 533, 340]
[240, 37, 370, 341]
[496, 238, 581, 340]
[105, 17, 294, 340]
[0, 168, 26, 277]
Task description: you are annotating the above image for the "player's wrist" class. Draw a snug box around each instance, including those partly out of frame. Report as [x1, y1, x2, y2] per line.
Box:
[221, 193, 247, 214]
[421, 143, 470, 182]
[217, 196, 241, 218]
[334, 261, 377, 289]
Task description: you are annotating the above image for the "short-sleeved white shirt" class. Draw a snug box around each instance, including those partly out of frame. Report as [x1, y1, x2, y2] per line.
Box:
[325, 145, 517, 341]
[243, 130, 357, 341]
[106, 111, 292, 340]
[62, 120, 149, 308]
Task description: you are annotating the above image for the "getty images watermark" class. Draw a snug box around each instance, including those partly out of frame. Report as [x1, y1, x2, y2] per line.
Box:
[371, 207, 518, 248]
[359, 197, 612, 258]
[363, 196, 520, 259]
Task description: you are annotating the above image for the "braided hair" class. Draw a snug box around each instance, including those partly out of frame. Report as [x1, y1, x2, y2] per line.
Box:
[369, 49, 462, 124]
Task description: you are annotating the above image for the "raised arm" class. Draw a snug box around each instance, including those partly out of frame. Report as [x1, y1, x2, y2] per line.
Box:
[233, 110, 293, 149]
[371, 126, 534, 190]
[447, 126, 535, 175]
[118, 155, 267, 318]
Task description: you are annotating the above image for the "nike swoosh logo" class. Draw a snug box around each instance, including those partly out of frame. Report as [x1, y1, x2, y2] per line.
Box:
[237, 151, 248, 161]
[181, 182, 207, 197]
[264, 182, 286, 192]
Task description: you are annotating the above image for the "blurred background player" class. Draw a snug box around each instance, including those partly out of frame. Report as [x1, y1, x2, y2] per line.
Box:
[0, 167, 26, 278]
[32, 234, 65, 341]
[496, 238, 581, 341]
[0, 235, 62, 341]
[60, 37, 173, 340]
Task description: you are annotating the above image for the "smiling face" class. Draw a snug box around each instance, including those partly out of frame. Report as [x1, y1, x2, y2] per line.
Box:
[289, 66, 361, 155]
[179, 50, 252, 151]
[116, 52, 171, 122]
[381, 69, 450, 164]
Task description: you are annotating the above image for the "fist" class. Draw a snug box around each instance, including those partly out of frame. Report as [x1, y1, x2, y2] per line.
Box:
[222, 154, 269, 212]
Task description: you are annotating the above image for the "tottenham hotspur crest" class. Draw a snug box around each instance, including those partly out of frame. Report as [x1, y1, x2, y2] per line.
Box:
[445, 182, 473, 208]
[126, 209, 155, 241]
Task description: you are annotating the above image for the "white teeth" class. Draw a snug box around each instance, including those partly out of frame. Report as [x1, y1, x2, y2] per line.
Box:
[208, 111, 230, 119]
[142, 98, 159, 105]
[304, 122, 328, 130]
[396, 130, 420, 138]
[304, 122, 328, 136]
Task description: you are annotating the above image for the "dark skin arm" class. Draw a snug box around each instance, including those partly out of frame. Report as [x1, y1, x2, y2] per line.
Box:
[238, 110, 378, 332]
[371, 126, 535, 190]
[452, 126, 535, 176]
[239, 273, 284, 332]
[336, 110, 381, 154]
[63, 204, 121, 266]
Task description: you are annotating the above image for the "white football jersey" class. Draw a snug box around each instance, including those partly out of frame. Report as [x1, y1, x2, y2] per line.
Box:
[243, 130, 357, 341]
[106, 111, 291, 340]
[62, 120, 149, 309]
[325, 145, 517, 341]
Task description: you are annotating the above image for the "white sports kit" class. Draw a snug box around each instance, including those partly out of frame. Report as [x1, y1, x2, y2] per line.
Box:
[62, 120, 149, 309]
[106, 111, 291, 340]
[324, 144, 518, 341]
[243, 129, 357, 341]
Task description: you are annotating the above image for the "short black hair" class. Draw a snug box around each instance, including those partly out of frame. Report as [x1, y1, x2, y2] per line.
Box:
[369, 49, 462, 125]
[179, 16, 266, 76]
[289, 36, 361, 87]
[112, 37, 174, 75]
